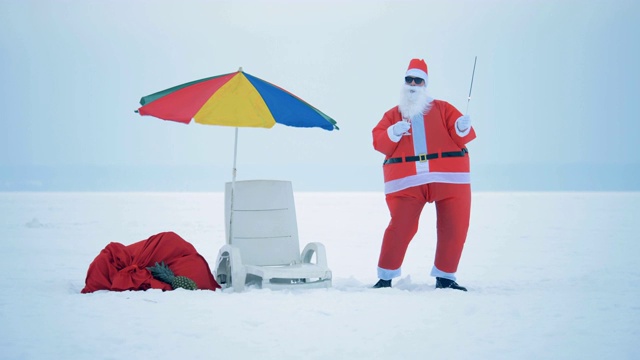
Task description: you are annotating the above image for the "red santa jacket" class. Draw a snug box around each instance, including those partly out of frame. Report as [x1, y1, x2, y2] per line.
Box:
[372, 99, 476, 194]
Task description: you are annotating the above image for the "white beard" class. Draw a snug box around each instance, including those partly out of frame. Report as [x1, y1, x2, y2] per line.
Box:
[398, 84, 433, 118]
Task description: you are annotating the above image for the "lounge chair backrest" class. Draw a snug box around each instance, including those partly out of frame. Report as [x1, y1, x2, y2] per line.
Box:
[225, 180, 301, 266]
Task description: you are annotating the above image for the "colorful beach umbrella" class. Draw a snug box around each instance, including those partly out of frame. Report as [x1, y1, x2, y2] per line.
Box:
[135, 67, 338, 183]
[136, 68, 338, 130]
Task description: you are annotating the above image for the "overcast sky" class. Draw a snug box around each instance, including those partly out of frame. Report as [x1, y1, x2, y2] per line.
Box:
[1, 0, 639, 191]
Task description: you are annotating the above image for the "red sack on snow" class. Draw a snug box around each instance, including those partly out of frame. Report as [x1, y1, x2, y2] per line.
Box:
[81, 231, 220, 293]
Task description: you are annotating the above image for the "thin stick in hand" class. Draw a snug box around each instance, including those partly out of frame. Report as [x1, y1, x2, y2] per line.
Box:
[465, 56, 477, 115]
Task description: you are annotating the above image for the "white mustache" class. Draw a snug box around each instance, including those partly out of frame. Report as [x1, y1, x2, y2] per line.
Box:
[399, 83, 432, 118]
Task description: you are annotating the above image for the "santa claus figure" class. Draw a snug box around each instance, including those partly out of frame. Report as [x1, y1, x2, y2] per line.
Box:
[372, 58, 476, 291]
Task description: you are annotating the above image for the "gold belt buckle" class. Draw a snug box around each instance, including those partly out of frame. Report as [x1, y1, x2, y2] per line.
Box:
[418, 153, 427, 162]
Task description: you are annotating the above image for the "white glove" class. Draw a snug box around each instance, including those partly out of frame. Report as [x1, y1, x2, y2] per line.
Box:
[456, 115, 471, 130]
[392, 121, 411, 136]
[455, 115, 471, 136]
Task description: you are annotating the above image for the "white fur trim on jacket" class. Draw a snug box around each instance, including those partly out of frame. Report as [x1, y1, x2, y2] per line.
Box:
[384, 172, 471, 194]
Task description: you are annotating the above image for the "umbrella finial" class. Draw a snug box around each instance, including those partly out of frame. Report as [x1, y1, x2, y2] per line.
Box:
[238, 66, 243, 73]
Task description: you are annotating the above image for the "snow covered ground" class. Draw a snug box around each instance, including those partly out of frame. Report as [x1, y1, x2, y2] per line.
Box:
[1, 191, 638, 359]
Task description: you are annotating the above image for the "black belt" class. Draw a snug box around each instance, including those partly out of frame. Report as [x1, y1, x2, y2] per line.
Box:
[383, 148, 468, 165]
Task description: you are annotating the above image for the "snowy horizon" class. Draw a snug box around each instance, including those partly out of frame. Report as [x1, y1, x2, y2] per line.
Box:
[2, 163, 638, 192]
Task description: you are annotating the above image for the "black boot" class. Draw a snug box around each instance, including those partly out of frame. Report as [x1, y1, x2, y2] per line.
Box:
[373, 279, 392, 288]
[435, 277, 467, 291]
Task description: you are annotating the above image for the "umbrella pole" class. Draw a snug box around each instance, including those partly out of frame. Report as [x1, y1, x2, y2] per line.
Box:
[228, 127, 239, 244]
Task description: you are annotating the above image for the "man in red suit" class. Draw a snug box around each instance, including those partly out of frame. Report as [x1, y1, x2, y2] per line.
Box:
[372, 58, 476, 291]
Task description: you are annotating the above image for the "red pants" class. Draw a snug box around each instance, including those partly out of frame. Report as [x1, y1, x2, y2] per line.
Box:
[378, 183, 471, 276]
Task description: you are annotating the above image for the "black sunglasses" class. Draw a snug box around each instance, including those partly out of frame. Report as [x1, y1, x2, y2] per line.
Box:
[405, 76, 424, 85]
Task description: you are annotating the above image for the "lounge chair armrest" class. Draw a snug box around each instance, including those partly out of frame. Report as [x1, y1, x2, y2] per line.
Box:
[301, 242, 328, 267]
[215, 244, 246, 292]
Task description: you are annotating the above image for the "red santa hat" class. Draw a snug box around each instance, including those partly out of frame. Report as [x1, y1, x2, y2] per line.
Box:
[405, 58, 428, 83]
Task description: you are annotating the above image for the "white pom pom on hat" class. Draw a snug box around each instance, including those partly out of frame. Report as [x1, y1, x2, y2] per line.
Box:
[405, 58, 429, 85]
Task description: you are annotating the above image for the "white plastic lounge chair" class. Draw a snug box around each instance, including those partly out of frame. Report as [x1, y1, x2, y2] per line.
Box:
[214, 180, 332, 292]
